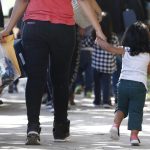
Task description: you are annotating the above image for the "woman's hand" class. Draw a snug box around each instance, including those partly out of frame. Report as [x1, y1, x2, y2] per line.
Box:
[96, 38, 109, 49]
[0, 0, 29, 43]
[96, 29, 107, 41]
[79, 0, 106, 41]
[0, 29, 10, 43]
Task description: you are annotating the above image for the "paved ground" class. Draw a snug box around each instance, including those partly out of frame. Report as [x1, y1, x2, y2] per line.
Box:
[0, 78, 150, 150]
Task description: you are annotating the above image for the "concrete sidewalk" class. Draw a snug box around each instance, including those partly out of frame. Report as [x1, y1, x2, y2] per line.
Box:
[0, 79, 150, 150]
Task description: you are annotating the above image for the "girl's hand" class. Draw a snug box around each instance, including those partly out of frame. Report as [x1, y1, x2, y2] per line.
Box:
[96, 38, 124, 55]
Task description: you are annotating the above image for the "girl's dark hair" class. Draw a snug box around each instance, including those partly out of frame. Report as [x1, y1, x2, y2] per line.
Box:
[92, 12, 113, 42]
[121, 21, 150, 56]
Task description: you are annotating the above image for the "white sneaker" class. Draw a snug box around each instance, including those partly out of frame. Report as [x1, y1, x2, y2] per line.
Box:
[110, 126, 120, 140]
[130, 138, 140, 146]
[103, 104, 112, 109]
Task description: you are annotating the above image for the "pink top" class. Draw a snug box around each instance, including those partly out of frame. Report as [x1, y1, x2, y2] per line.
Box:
[24, 0, 75, 25]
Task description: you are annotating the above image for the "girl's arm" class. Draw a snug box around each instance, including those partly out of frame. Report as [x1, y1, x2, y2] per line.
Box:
[0, 0, 29, 39]
[97, 39, 124, 55]
[79, 0, 106, 41]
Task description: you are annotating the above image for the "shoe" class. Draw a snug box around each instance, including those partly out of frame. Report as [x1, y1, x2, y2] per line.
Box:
[93, 100, 100, 106]
[26, 131, 40, 145]
[75, 85, 83, 94]
[94, 104, 101, 107]
[0, 100, 3, 105]
[49, 107, 54, 113]
[25, 124, 41, 145]
[130, 137, 140, 146]
[46, 100, 54, 113]
[93, 101, 101, 108]
[85, 91, 92, 98]
[46, 104, 54, 113]
[110, 126, 120, 140]
[53, 120, 70, 142]
[103, 104, 112, 109]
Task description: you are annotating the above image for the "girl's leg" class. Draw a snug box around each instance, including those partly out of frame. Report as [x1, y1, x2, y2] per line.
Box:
[110, 110, 125, 140]
[110, 80, 129, 140]
[113, 110, 125, 128]
[128, 81, 146, 146]
[131, 130, 139, 138]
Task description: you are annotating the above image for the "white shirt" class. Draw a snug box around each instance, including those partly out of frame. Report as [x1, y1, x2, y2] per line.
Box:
[119, 48, 150, 90]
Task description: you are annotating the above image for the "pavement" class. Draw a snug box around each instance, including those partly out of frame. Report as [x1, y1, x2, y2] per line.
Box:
[0, 78, 150, 150]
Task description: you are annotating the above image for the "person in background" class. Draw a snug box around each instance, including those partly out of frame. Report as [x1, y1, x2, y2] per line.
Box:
[98, 21, 150, 146]
[75, 26, 94, 98]
[81, 12, 118, 108]
[68, 24, 80, 106]
[0, 0, 106, 145]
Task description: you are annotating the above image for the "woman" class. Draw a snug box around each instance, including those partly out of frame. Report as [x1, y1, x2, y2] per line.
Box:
[0, 0, 105, 145]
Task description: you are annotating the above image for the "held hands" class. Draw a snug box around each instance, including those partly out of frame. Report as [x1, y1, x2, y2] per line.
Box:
[95, 37, 110, 50]
[96, 38, 123, 55]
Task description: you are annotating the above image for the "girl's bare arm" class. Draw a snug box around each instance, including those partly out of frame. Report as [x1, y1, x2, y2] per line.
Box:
[97, 39, 124, 55]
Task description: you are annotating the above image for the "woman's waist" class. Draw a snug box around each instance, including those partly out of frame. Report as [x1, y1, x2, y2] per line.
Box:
[24, 12, 75, 25]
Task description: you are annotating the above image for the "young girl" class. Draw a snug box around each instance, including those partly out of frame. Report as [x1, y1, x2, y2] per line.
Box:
[98, 21, 150, 146]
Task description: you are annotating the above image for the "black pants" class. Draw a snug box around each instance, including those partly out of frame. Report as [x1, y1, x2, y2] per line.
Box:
[22, 20, 75, 125]
[69, 25, 80, 95]
[0, 12, 4, 28]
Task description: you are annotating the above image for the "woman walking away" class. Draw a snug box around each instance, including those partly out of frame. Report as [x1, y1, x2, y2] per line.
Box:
[0, 0, 105, 145]
[98, 21, 150, 146]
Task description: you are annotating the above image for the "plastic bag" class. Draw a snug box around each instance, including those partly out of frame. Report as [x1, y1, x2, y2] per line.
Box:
[0, 35, 21, 92]
[2, 35, 21, 76]
[14, 39, 27, 78]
